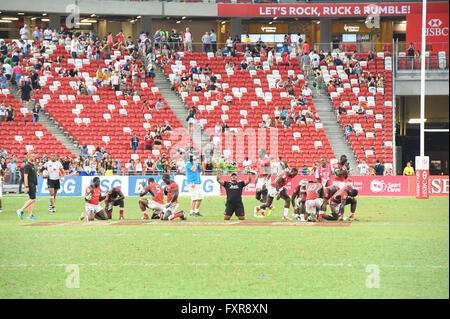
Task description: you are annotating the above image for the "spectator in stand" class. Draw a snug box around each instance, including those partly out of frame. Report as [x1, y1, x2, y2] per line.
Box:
[13, 62, 23, 84]
[374, 160, 385, 176]
[301, 53, 311, 78]
[302, 41, 310, 54]
[153, 132, 162, 151]
[20, 24, 29, 41]
[6, 104, 14, 122]
[305, 107, 314, 124]
[144, 131, 154, 151]
[0, 103, 5, 122]
[301, 164, 310, 176]
[8, 159, 18, 184]
[183, 27, 193, 53]
[407, 43, 415, 60]
[202, 32, 211, 53]
[338, 104, 347, 115]
[403, 161, 415, 176]
[20, 79, 32, 108]
[155, 98, 164, 111]
[357, 103, 365, 115]
[135, 159, 143, 175]
[357, 159, 370, 175]
[313, 112, 321, 123]
[130, 133, 139, 152]
[344, 124, 353, 140]
[302, 84, 312, 97]
[162, 120, 172, 132]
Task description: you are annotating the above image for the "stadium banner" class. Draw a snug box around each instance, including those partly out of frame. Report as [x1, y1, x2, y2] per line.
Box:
[219, 175, 449, 197]
[406, 13, 449, 53]
[217, 2, 449, 18]
[415, 156, 430, 199]
[36, 176, 82, 196]
[35, 175, 448, 197]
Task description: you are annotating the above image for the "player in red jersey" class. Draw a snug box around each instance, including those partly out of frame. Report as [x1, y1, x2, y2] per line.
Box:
[161, 174, 186, 221]
[139, 177, 166, 220]
[304, 180, 326, 222]
[316, 157, 332, 187]
[291, 180, 307, 221]
[325, 185, 358, 221]
[79, 177, 109, 221]
[254, 167, 298, 220]
[255, 149, 271, 207]
[317, 184, 340, 221]
[331, 155, 351, 189]
[104, 186, 125, 220]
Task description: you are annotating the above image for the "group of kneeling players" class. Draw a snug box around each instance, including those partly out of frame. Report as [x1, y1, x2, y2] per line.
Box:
[78, 151, 357, 223]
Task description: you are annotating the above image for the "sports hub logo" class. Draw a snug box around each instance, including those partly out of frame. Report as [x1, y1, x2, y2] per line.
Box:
[426, 18, 449, 37]
[370, 179, 401, 193]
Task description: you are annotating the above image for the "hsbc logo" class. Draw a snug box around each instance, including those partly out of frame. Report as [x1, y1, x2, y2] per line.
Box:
[428, 19, 442, 27]
[426, 18, 449, 37]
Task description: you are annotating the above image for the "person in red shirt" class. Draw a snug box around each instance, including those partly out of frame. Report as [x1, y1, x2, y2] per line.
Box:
[79, 177, 108, 221]
[331, 154, 350, 189]
[104, 186, 125, 220]
[316, 157, 332, 187]
[117, 30, 124, 44]
[139, 177, 166, 220]
[161, 174, 186, 221]
[304, 181, 325, 222]
[325, 185, 358, 221]
[291, 180, 307, 221]
[255, 167, 298, 220]
[144, 131, 154, 151]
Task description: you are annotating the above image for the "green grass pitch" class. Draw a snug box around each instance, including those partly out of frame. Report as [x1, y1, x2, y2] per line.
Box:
[0, 195, 448, 299]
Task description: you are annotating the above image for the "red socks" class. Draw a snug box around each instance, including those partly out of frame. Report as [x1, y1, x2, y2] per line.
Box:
[170, 212, 183, 220]
[120, 209, 124, 218]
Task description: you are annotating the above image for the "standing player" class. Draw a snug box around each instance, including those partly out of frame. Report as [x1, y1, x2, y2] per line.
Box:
[316, 157, 332, 187]
[0, 163, 4, 213]
[331, 155, 350, 189]
[161, 174, 186, 221]
[291, 180, 307, 221]
[217, 170, 252, 220]
[255, 149, 272, 211]
[185, 155, 204, 217]
[139, 177, 166, 220]
[41, 152, 65, 213]
[255, 167, 298, 220]
[79, 177, 109, 221]
[104, 186, 125, 220]
[16, 152, 38, 220]
[324, 185, 358, 221]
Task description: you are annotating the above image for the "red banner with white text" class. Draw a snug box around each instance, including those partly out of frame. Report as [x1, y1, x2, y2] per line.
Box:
[220, 175, 449, 197]
[218, 2, 448, 18]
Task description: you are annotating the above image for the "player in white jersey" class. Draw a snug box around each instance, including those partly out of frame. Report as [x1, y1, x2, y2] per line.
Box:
[41, 153, 65, 213]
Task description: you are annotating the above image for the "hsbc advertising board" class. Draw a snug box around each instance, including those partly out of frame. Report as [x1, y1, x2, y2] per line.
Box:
[34, 175, 448, 197]
[406, 12, 449, 52]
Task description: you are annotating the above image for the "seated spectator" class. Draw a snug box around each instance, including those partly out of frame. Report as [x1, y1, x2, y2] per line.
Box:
[298, 94, 307, 106]
[283, 117, 292, 129]
[155, 99, 164, 111]
[240, 60, 248, 70]
[305, 107, 314, 124]
[207, 81, 217, 92]
[204, 64, 212, 75]
[313, 112, 320, 123]
[302, 85, 312, 97]
[338, 105, 347, 115]
[301, 164, 310, 175]
[357, 104, 365, 115]
[162, 120, 172, 132]
[153, 132, 162, 151]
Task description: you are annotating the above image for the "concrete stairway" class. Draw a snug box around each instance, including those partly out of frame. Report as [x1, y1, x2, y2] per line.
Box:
[307, 78, 359, 173]
[9, 85, 81, 156]
[152, 67, 216, 154]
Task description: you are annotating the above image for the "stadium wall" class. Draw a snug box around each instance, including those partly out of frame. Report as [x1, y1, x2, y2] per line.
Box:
[35, 175, 449, 197]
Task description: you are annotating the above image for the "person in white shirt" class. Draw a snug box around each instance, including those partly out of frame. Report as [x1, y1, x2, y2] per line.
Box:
[357, 159, 370, 175]
[135, 159, 143, 174]
[43, 27, 52, 41]
[183, 27, 193, 52]
[20, 24, 29, 40]
[41, 153, 65, 213]
[87, 84, 98, 96]
[214, 121, 222, 136]
[3, 63, 12, 80]
[111, 71, 120, 91]
[70, 36, 79, 58]
[302, 85, 312, 97]
[243, 157, 252, 174]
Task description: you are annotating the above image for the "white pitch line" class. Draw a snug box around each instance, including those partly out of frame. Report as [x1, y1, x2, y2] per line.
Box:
[0, 263, 447, 269]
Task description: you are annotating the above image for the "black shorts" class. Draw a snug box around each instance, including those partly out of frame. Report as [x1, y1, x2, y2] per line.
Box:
[28, 185, 37, 200]
[225, 202, 245, 217]
[48, 179, 60, 190]
[345, 197, 353, 205]
[279, 188, 290, 201]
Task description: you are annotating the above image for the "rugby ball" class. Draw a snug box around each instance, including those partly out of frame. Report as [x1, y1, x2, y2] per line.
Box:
[42, 169, 49, 178]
